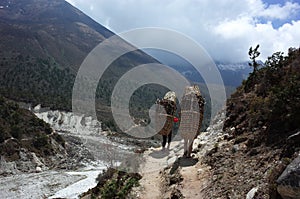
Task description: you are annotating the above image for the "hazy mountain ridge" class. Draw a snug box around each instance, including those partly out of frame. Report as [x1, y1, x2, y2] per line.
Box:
[217, 62, 252, 87]
[146, 49, 253, 87]
[172, 62, 252, 87]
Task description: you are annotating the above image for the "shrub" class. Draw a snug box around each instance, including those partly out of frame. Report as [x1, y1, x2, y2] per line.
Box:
[33, 134, 49, 149]
[11, 125, 22, 139]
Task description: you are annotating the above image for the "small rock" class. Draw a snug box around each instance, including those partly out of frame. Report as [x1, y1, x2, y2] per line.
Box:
[234, 136, 248, 144]
[232, 144, 239, 153]
[167, 156, 178, 165]
[223, 133, 229, 138]
[246, 187, 258, 199]
[35, 166, 42, 173]
[33, 104, 41, 112]
[212, 175, 218, 181]
[197, 143, 202, 149]
[134, 148, 145, 154]
[197, 168, 203, 175]
[31, 152, 44, 167]
[205, 146, 218, 156]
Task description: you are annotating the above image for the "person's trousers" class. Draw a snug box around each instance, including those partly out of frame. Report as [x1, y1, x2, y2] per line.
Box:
[162, 131, 172, 148]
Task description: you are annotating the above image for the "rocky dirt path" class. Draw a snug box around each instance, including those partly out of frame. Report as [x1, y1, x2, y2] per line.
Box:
[135, 140, 184, 199]
[135, 135, 213, 199]
[179, 161, 211, 199]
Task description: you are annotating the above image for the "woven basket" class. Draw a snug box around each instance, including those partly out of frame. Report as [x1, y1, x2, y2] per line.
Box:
[179, 86, 204, 139]
[155, 104, 174, 136]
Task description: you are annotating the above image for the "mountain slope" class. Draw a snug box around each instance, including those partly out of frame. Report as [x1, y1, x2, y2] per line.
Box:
[0, 0, 113, 70]
[0, 0, 162, 128]
[0, 0, 113, 110]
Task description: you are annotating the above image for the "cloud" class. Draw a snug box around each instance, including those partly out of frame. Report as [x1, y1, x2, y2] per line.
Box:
[66, 0, 300, 62]
[258, 2, 300, 20]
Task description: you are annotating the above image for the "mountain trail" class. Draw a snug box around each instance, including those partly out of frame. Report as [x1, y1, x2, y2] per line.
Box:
[135, 140, 183, 199]
[179, 161, 210, 198]
[135, 138, 211, 199]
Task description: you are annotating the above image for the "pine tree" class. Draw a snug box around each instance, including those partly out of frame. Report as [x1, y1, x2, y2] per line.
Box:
[248, 44, 260, 73]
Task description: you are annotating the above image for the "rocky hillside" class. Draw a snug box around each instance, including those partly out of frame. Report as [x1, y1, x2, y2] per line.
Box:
[0, 96, 66, 175]
[202, 47, 300, 198]
[224, 48, 300, 147]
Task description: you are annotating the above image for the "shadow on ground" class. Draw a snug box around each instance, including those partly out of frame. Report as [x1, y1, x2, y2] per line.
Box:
[149, 149, 170, 159]
[178, 157, 198, 167]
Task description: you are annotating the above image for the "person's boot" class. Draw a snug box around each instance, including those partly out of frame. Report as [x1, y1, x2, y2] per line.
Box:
[186, 151, 191, 158]
[167, 143, 170, 150]
[183, 151, 187, 157]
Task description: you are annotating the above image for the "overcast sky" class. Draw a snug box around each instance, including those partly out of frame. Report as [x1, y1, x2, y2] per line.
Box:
[66, 0, 300, 63]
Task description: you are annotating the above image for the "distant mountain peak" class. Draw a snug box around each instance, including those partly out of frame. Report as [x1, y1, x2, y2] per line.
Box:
[216, 62, 249, 71]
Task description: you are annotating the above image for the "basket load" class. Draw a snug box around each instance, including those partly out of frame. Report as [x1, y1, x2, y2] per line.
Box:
[155, 91, 177, 136]
[179, 85, 205, 140]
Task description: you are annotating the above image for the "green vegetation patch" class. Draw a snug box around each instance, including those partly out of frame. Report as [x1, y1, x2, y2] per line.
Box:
[80, 168, 142, 199]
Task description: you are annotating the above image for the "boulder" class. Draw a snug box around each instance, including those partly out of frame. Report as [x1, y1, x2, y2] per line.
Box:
[277, 154, 300, 199]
